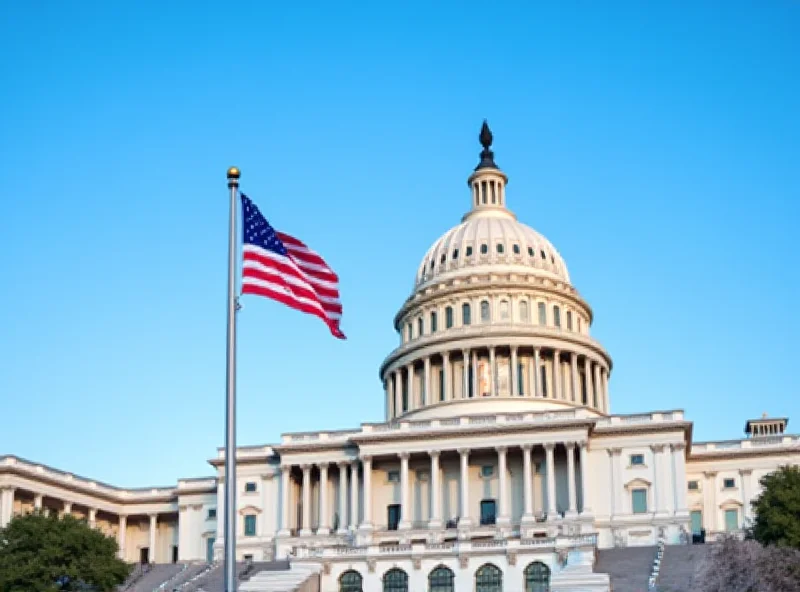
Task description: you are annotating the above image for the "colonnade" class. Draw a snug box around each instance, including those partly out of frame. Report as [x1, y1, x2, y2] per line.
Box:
[385, 346, 609, 418]
[0, 486, 162, 561]
[278, 440, 591, 537]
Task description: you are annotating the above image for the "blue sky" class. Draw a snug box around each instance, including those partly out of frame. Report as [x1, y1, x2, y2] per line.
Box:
[1, 1, 798, 487]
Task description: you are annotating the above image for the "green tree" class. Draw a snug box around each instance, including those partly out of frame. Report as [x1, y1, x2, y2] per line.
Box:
[750, 465, 800, 548]
[0, 511, 130, 592]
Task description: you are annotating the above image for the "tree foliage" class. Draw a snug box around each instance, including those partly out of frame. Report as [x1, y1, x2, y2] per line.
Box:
[0, 511, 130, 592]
[698, 536, 800, 592]
[750, 464, 800, 548]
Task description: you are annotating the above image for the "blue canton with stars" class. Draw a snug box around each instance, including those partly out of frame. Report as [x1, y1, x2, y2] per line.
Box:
[241, 193, 288, 256]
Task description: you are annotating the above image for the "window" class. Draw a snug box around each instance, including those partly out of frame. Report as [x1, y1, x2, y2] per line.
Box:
[480, 300, 490, 322]
[475, 563, 503, 592]
[462, 303, 471, 325]
[688, 481, 699, 491]
[339, 570, 363, 592]
[631, 489, 648, 514]
[244, 515, 256, 536]
[723, 478, 736, 489]
[244, 482, 256, 493]
[540, 250, 547, 260]
[418, 317, 424, 337]
[439, 368, 445, 401]
[428, 565, 455, 592]
[387, 504, 400, 531]
[479, 500, 497, 525]
[499, 300, 509, 320]
[518, 363, 525, 396]
[578, 317, 582, 332]
[430, 311, 437, 333]
[206, 537, 216, 562]
[528, 246, 534, 256]
[402, 381, 408, 412]
[540, 366, 548, 397]
[566, 311, 572, 330]
[496, 243, 504, 254]
[513, 244, 520, 255]
[383, 568, 408, 592]
[466, 246, 473, 257]
[519, 301, 529, 322]
[207, 508, 217, 519]
[445, 306, 454, 328]
[725, 509, 739, 531]
[387, 470, 400, 483]
[406, 323, 412, 341]
[524, 561, 551, 592]
[630, 454, 645, 466]
[440, 253, 446, 265]
[480, 465, 495, 478]
[690, 510, 703, 534]
[452, 249, 459, 260]
[480, 244, 488, 255]
[553, 306, 561, 328]
[538, 302, 547, 325]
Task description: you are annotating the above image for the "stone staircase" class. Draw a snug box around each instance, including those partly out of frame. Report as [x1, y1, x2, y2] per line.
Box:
[239, 562, 321, 592]
[595, 546, 657, 592]
[121, 563, 184, 592]
[656, 544, 711, 591]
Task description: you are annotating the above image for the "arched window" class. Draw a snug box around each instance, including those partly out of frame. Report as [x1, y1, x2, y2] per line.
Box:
[406, 323, 412, 341]
[537, 302, 547, 325]
[524, 561, 550, 592]
[519, 301, 529, 322]
[475, 563, 503, 592]
[418, 317, 424, 336]
[462, 303, 471, 326]
[430, 311, 438, 333]
[553, 306, 561, 328]
[499, 300, 509, 320]
[480, 300, 490, 322]
[428, 565, 455, 592]
[339, 570, 363, 592]
[445, 306, 454, 329]
[566, 310, 573, 330]
[383, 568, 408, 592]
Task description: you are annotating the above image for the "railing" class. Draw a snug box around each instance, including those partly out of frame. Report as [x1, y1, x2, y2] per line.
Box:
[692, 435, 800, 453]
[594, 411, 684, 428]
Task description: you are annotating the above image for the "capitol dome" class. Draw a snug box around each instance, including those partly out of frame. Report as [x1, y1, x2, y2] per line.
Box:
[380, 122, 612, 423]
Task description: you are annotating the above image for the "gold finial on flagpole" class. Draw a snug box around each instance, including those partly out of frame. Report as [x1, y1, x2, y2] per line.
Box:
[227, 166, 240, 185]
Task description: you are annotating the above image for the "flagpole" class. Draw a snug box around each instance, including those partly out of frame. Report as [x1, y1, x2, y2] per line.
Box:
[224, 166, 240, 592]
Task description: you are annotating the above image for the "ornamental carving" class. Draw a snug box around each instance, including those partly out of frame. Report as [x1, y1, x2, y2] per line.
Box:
[459, 554, 469, 569]
[323, 562, 331, 575]
[367, 559, 377, 573]
[507, 550, 517, 566]
[413, 556, 422, 570]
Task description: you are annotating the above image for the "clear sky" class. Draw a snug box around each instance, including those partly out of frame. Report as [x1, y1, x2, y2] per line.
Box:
[1, 1, 798, 487]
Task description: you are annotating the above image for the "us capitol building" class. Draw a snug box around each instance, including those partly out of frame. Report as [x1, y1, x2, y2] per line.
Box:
[1, 124, 798, 591]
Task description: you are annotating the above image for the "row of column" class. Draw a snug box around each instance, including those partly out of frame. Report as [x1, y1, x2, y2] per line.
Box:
[0, 487, 156, 561]
[278, 441, 591, 536]
[701, 468, 753, 532]
[606, 444, 686, 517]
[386, 347, 609, 418]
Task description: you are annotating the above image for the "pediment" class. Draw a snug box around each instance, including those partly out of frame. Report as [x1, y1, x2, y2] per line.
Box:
[238, 505, 262, 515]
[624, 477, 652, 489]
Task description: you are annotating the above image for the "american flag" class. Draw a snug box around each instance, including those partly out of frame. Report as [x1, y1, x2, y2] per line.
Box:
[240, 193, 345, 339]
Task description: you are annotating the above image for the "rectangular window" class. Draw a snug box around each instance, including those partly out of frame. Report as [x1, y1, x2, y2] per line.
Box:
[540, 366, 548, 397]
[387, 504, 400, 531]
[725, 509, 739, 531]
[553, 306, 561, 327]
[445, 307, 454, 328]
[431, 311, 438, 333]
[632, 489, 648, 514]
[480, 465, 494, 478]
[688, 481, 699, 491]
[517, 363, 525, 396]
[387, 470, 400, 483]
[538, 302, 547, 325]
[244, 482, 256, 493]
[630, 454, 645, 466]
[439, 368, 445, 401]
[207, 508, 217, 519]
[723, 478, 736, 489]
[244, 515, 256, 536]
[690, 510, 703, 534]
[480, 500, 497, 525]
[567, 311, 573, 330]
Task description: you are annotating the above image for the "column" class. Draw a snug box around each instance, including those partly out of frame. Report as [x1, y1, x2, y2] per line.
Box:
[671, 444, 684, 515]
[472, 350, 479, 396]
[585, 358, 594, 407]
[545, 444, 557, 518]
[279, 465, 291, 535]
[318, 464, 330, 535]
[117, 515, 127, 560]
[602, 368, 610, 412]
[528, 356, 535, 398]
[360, 456, 373, 530]
[34, 494, 43, 510]
[0, 487, 14, 527]
[423, 357, 431, 406]
[443, 352, 451, 401]
[349, 462, 360, 529]
[607, 450, 617, 518]
[740, 469, 752, 522]
[594, 364, 602, 411]
[458, 448, 472, 527]
[399, 453, 411, 530]
[704, 472, 717, 532]
[553, 350, 561, 400]
[63, 502, 72, 516]
[406, 365, 415, 410]
[88, 508, 97, 527]
[661, 445, 674, 514]
[385, 380, 392, 420]
[534, 348, 542, 397]
[300, 464, 312, 535]
[579, 442, 592, 515]
[337, 462, 348, 534]
[521, 445, 534, 523]
[511, 346, 519, 396]
[497, 447, 510, 525]
[571, 353, 579, 403]
[148, 514, 157, 563]
[428, 451, 442, 529]
[462, 349, 470, 398]
[566, 442, 577, 517]
[489, 346, 496, 396]
[395, 370, 404, 415]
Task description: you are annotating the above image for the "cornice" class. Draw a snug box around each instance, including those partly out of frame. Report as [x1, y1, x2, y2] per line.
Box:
[688, 446, 800, 462]
[590, 421, 693, 438]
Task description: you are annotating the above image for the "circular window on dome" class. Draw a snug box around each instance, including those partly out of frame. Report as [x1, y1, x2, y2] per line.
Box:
[480, 244, 488, 255]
